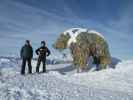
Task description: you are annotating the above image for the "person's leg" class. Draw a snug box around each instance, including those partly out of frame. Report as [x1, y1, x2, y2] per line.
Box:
[42, 58, 46, 72]
[36, 57, 41, 73]
[21, 58, 26, 75]
[27, 58, 32, 74]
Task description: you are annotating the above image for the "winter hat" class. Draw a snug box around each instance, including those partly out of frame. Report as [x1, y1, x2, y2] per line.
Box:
[25, 40, 30, 44]
[41, 41, 46, 45]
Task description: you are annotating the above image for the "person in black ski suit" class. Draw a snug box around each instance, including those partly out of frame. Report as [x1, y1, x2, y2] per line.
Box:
[20, 40, 33, 75]
[36, 41, 51, 73]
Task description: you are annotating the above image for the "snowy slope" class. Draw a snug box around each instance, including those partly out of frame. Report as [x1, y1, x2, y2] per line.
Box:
[0, 58, 133, 100]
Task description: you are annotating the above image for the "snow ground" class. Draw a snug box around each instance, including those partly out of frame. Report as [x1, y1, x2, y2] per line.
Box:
[0, 57, 133, 100]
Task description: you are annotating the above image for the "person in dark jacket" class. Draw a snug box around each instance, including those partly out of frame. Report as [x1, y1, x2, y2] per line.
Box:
[20, 40, 33, 75]
[36, 41, 50, 73]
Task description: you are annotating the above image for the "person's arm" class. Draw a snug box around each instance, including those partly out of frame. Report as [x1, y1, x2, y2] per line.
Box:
[35, 48, 40, 55]
[46, 47, 51, 56]
[31, 46, 33, 58]
[20, 46, 24, 59]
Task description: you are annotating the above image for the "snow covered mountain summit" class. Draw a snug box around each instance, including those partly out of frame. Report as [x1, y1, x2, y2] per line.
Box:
[0, 57, 133, 100]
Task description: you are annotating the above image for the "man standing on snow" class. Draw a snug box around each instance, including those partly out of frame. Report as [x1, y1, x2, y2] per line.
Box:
[20, 40, 33, 75]
[36, 41, 51, 73]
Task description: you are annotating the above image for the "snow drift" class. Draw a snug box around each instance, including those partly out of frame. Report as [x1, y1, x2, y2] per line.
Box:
[0, 57, 133, 100]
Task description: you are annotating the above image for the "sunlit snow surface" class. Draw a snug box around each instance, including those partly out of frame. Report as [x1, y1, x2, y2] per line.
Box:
[0, 57, 133, 100]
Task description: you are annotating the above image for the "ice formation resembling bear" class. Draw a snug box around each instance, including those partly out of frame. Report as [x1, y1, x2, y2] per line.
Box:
[53, 28, 111, 72]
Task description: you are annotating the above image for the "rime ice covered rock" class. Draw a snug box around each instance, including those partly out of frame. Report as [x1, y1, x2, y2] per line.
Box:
[53, 28, 111, 71]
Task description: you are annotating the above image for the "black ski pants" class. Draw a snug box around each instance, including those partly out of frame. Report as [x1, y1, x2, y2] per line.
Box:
[21, 58, 32, 75]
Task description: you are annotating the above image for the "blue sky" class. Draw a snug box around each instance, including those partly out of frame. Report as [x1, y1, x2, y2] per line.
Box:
[0, 0, 133, 59]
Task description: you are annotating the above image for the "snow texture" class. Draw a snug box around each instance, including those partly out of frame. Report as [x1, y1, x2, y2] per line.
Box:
[0, 57, 133, 100]
[63, 28, 104, 47]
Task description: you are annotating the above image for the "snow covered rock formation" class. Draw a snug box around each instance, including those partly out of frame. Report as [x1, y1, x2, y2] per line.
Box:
[53, 28, 111, 71]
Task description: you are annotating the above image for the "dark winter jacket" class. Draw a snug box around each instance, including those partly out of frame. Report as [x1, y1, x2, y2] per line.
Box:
[35, 46, 50, 59]
[20, 45, 33, 59]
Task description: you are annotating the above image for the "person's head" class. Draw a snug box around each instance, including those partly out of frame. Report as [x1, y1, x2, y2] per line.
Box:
[41, 41, 46, 46]
[25, 40, 30, 45]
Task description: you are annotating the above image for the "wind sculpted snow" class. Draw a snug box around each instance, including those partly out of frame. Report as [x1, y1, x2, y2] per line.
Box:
[0, 58, 133, 100]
